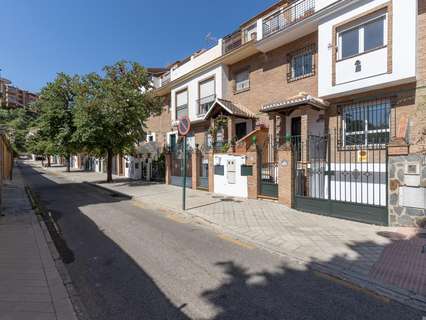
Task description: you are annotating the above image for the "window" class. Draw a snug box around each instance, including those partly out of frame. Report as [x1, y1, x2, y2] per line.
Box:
[235, 69, 250, 92]
[198, 78, 216, 116]
[339, 14, 386, 60]
[175, 90, 188, 119]
[289, 48, 314, 81]
[342, 99, 390, 146]
[243, 23, 257, 43]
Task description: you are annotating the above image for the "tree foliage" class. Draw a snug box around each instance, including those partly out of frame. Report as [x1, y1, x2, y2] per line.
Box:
[74, 61, 162, 181]
[36, 73, 80, 171]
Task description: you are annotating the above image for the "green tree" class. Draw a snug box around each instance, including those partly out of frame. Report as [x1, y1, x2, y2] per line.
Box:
[74, 61, 162, 182]
[36, 73, 80, 172]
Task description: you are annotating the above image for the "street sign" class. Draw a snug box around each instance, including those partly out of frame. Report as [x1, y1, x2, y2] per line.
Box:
[178, 116, 191, 136]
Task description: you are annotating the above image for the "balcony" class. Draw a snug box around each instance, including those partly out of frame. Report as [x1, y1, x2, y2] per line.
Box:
[197, 94, 216, 117]
[263, 0, 315, 39]
[223, 31, 243, 54]
[160, 71, 171, 87]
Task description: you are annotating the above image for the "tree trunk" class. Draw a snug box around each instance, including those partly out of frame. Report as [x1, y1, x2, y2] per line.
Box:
[47, 155, 51, 167]
[66, 154, 71, 172]
[107, 149, 113, 183]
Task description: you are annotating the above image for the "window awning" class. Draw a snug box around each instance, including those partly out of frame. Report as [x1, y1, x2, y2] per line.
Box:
[203, 98, 257, 120]
[261, 93, 329, 113]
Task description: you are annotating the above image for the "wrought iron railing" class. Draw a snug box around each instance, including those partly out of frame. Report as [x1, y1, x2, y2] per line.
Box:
[263, 0, 316, 38]
[196, 94, 216, 117]
[223, 30, 243, 54]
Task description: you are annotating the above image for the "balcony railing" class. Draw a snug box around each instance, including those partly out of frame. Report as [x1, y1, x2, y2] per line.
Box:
[263, 0, 315, 38]
[196, 94, 216, 117]
[160, 71, 171, 87]
[223, 30, 242, 54]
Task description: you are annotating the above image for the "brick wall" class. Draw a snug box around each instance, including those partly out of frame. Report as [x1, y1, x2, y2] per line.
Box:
[226, 32, 318, 126]
[145, 94, 172, 148]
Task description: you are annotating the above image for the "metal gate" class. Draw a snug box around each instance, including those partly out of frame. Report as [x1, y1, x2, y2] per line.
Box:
[171, 142, 192, 188]
[151, 155, 165, 182]
[198, 145, 209, 190]
[259, 135, 278, 198]
[292, 132, 388, 225]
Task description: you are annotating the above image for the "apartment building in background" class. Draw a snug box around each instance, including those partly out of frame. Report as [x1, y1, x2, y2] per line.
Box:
[0, 78, 38, 108]
[134, 0, 426, 227]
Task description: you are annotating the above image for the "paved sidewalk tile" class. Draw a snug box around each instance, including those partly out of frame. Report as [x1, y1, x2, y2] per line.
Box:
[0, 166, 77, 320]
[37, 163, 426, 308]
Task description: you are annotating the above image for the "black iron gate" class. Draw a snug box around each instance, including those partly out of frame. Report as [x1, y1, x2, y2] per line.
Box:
[198, 145, 209, 190]
[151, 154, 165, 182]
[292, 132, 388, 225]
[171, 142, 192, 188]
[259, 135, 278, 198]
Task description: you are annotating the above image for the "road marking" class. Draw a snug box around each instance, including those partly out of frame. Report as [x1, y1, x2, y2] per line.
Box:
[313, 271, 390, 304]
[132, 200, 146, 209]
[218, 234, 255, 250]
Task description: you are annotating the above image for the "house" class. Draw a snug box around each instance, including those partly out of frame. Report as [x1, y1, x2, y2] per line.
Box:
[145, 0, 426, 227]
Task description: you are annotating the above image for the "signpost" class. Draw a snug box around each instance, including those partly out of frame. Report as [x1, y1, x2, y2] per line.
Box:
[178, 116, 191, 210]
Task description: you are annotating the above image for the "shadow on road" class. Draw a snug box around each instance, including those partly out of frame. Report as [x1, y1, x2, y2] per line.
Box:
[19, 162, 190, 320]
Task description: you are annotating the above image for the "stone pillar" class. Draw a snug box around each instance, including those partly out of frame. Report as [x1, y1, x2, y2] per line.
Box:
[277, 146, 294, 208]
[192, 149, 199, 189]
[165, 152, 172, 185]
[208, 150, 214, 192]
[246, 147, 259, 199]
[227, 115, 235, 144]
[279, 114, 286, 145]
[269, 114, 277, 141]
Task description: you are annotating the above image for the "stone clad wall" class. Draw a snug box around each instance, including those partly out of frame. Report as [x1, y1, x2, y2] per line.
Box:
[388, 155, 426, 227]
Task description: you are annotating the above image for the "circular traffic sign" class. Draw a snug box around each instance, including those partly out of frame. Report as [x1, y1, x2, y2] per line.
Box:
[178, 116, 191, 136]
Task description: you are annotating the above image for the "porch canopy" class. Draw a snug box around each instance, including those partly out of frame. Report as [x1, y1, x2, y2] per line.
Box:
[203, 98, 257, 145]
[260, 93, 329, 144]
[203, 98, 256, 121]
[261, 94, 328, 114]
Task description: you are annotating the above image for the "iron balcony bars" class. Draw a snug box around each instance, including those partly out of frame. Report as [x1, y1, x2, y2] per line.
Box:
[263, 0, 316, 38]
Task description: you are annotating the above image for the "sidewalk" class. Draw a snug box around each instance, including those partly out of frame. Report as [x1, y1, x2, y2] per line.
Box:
[0, 166, 77, 320]
[36, 162, 426, 311]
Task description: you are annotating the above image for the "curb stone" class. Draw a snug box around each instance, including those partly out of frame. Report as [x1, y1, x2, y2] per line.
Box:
[25, 184, 90, 320]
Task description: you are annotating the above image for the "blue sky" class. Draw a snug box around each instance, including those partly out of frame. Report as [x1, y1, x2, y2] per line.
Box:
[1, 0, 276, 93]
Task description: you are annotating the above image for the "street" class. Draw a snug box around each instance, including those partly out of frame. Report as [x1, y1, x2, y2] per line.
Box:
[20, 162, 424, 320]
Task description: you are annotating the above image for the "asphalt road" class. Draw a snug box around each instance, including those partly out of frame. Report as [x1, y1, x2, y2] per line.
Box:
[20, 163, 425, 320]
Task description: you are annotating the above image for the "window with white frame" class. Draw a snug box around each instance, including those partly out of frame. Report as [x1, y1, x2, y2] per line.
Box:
[235, 69, 250, 92]
[198, 78, 215, 116]
[289, 47, 314, 81]
[341, 98, 391, 146]
[338, 13, 387, 60]
[146, 133, 156, 142]
[175, 89, 188, 119]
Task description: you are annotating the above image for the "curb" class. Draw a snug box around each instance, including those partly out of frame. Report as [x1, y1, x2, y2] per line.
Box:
[82, 181, 133, 200]
[25, 184, 90, 320]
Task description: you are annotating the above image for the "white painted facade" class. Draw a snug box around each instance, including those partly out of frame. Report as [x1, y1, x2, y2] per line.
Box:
[213, 154, 248, 198]
[318, 0, 417, 98]
[170, 65, 228, 124]
[170, 42, 223, 81]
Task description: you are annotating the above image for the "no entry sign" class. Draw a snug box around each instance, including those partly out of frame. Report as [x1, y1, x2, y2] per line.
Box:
[178, 116, 191, 136]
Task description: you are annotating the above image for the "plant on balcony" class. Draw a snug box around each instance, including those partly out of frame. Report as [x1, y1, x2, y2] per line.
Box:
[208, 115, 228, 146]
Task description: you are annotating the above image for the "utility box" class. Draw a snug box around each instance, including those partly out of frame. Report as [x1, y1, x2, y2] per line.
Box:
[404, 161, 421, 187]
[227, 160, 236, 184]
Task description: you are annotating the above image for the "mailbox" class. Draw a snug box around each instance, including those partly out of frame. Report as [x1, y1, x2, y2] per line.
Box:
[227, 159, 236, 184]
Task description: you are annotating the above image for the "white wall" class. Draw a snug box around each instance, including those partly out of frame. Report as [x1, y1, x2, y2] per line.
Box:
[318, 0, 417, 98]
[171, 42, 223, 81]
[170, 65, 227, 122]
[213, 154, 248, 198]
